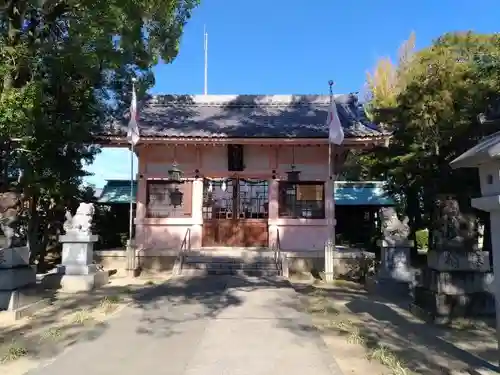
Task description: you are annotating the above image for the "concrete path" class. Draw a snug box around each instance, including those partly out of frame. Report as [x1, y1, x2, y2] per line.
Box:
[28, 276, 343, 375]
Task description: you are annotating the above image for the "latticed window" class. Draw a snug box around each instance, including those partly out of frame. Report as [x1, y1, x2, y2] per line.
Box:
[202, 178, 269, 219]
[146, 180, 192, 218]
[278, 181, 325, 219]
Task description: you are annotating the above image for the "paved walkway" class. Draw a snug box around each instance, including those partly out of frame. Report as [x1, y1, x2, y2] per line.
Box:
[28, 276, 343, 375]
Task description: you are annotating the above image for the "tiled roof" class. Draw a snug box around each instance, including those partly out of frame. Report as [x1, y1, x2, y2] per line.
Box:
[102, 94, 384, 139]
[98, 180, 137, 204]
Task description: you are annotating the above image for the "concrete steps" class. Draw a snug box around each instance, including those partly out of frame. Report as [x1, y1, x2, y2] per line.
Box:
[179, 249, 280, 277]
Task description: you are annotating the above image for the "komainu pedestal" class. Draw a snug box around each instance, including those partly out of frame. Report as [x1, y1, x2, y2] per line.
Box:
[0, 246, 48, 320]
[411, 197, 495, 324]
[372, 208, 414, 297]
[0, 191, 48, 320]
[57, 203, 108, 292]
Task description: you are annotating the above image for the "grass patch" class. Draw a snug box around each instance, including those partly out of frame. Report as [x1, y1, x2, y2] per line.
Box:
[71, 308, 95, 325]
[302, 283, 413, 375]
[99, 296, 123, 315]
[0, 341, 28, 363]
[39, 327, 63, 342]
[346, 327, 366, 345]
[368, 344, 411, 375]
[306, 303, 340, 316]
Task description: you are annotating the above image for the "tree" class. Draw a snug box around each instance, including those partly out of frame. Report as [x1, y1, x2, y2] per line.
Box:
[364, 31, 416, 125]
[342, 32, 416, 182]
[362, 32, 500, 255]
[0, 0, 199, 267]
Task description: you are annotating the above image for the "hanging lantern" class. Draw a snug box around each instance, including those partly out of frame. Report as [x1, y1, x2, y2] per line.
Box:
[169, 187, 184, 207]
[286, 146, 301, 182]
[221, 180, 227, 192]
[167, 162, 183, 183]
[286, 165, 301, 182]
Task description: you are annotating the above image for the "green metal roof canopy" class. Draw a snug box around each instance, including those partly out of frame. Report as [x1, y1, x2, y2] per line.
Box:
[98, 180, 137, 204]
[98, 179, 394, 206]
[334, 181, 394, 206]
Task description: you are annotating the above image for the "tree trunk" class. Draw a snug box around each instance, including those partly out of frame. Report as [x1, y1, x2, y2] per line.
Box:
[405, 185, 421, 262]
[27, 194, 41, 264]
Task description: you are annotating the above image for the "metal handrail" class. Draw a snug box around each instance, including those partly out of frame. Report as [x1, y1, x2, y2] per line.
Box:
[181, 227, 191, 253]
[173, 228, 191, 275]
[273, 228, 283, 275]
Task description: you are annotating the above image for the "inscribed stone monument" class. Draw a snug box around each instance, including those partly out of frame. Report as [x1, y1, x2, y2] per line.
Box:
[411, 196, 494, 323]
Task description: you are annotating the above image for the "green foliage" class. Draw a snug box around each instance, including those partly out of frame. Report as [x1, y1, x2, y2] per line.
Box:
[415, 229, 429, 250]
[361, 31, 500, 237]
[0, 0, 199, 266]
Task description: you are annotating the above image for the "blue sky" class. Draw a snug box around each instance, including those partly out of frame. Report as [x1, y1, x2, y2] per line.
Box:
[84, 0, 500, 188]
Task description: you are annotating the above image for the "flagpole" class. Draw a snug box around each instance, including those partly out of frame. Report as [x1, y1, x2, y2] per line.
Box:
[204, 25, 208, 95]
[325, 80, 335, 283]
[128, 79, 136, 245]
[129, 143, 134, 243]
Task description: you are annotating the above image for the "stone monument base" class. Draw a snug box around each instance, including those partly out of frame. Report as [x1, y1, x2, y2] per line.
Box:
[367, 240, 414, 298]
[58, 270, 109, 293]
[0, 247, 50, 320]
[410, 287, 495, 324]
[57, 232, 108, 292]
[0, 286, 50, 321]
[366, 276, 413, 298]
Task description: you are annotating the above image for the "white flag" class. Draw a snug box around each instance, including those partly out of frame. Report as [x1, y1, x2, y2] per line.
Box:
[127, 86, 140, 146]
[327, 99, 344, 145]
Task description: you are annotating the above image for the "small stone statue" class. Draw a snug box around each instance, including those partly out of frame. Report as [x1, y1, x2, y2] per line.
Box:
[64, 203, 95, 234]
[379, 207, 410, 245]
[432, 197, 477, 252]
[0, 191, 25, 248]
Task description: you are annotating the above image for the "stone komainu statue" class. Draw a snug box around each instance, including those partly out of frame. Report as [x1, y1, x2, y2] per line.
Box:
[63, 203, 95, 234]
[0, 191, 24, 248]
[432, 197, 477, 252]
[379, 207, 410, 244]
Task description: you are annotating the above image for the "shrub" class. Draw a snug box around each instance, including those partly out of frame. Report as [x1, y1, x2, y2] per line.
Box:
[415, 229, 429, 250]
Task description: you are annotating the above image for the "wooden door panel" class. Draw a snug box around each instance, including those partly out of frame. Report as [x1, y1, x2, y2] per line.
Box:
[202, 178, 269, 248]
[202, 221, 217, 247]
[242, 220, 268, 247]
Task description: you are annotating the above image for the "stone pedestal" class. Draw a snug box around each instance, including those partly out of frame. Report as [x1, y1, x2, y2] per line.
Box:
[0, 247, 48, 320]
[378, 239, 413, 281]
[371, 239, 414, 297]
[57, 233, 108, 292]
[411, 250, 495, 324]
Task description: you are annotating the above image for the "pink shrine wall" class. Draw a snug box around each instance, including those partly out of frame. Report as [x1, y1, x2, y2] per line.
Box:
[134, 143, 336, 254]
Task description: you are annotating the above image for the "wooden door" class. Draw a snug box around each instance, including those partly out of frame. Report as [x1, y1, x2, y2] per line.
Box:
[202, 178, 268, 247]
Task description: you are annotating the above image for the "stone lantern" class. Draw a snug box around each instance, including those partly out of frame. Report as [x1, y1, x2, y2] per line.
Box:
[450, 130, 500, 360]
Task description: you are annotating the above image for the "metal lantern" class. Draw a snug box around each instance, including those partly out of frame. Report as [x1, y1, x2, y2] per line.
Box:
[287, 146, 300, 182]
[167, 162, 183, 183]
[169, 187, 184, 207]
[286, 166, 301, 182]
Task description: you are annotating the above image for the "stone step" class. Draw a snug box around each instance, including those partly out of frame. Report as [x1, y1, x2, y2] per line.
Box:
[179, 248, 281, 277]
[183, 256, 276, 265]
[183, 248, 277, 259]
[182, 262, 278, 270]
[180, 268, 280, 277]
